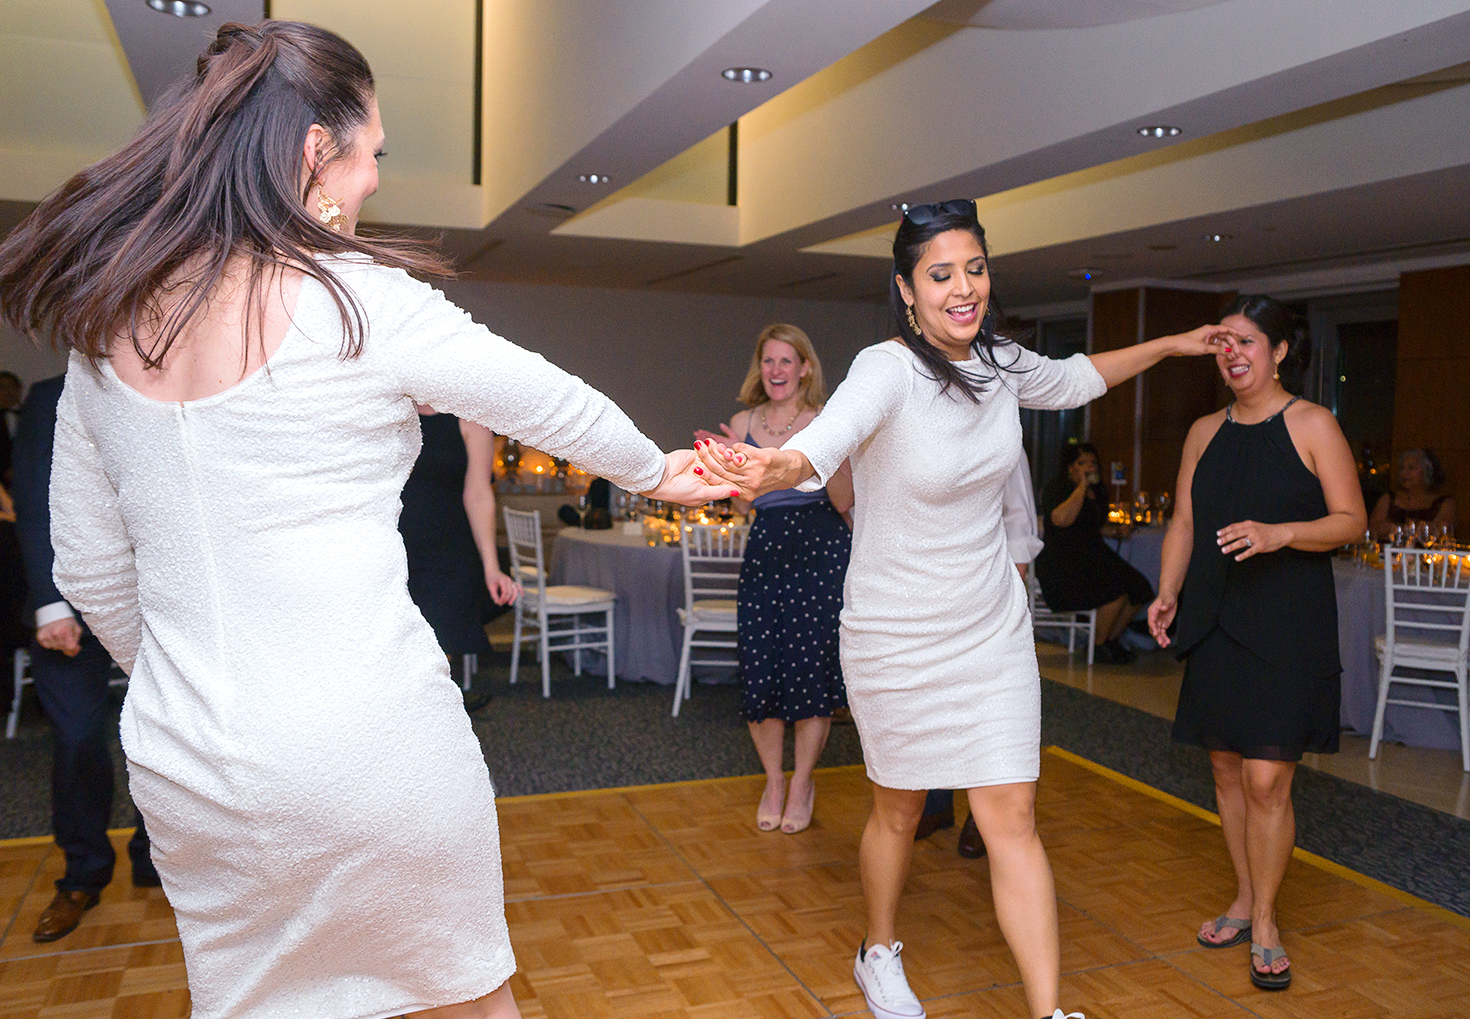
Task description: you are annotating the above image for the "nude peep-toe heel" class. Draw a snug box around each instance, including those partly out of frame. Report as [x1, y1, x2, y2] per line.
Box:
[757, 781, 786, 831]
[780, 781, 815, 834]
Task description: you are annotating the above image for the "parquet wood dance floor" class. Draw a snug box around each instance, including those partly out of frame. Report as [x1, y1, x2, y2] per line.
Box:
[2, 748, 1466, 1018]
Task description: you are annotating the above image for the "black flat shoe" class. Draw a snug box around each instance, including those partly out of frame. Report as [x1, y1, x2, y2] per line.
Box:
[957, 814, 986, 858]
[913, 809, 954, 841]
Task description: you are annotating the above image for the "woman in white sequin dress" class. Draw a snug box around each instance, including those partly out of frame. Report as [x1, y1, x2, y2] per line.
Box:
[0, 21, 731, 1019]
[695, 201, 1234, 1019]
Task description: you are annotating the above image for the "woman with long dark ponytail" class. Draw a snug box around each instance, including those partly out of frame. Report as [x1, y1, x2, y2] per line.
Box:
[0, 20, 726, 1019]
[694, 200, 1235, 1019]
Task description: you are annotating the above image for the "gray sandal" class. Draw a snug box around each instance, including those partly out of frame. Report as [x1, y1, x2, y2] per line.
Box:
[1197, 915, 1252, 948]
[1250, 942, 1291, 990]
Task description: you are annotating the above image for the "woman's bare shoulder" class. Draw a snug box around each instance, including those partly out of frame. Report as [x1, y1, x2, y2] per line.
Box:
[1186, 407, 1229, 448]
[1284, 398, 1346, 442]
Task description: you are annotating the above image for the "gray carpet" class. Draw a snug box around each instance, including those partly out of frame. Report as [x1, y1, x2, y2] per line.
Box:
[3, 651, 1465, 917]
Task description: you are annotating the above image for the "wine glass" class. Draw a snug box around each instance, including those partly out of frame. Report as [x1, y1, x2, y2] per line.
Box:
[1415, 521, 1432, 548]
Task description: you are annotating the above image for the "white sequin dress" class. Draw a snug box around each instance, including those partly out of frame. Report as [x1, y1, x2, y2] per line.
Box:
[49, 259, 667, 1019]
[784, 341, 1106, 789]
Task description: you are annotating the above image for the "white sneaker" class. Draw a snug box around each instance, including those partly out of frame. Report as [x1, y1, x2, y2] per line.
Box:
[1049, 1011, 1085, 1019]
[853, 940, 925, 1019]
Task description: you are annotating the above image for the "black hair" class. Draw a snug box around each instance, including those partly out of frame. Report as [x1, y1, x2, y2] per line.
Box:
[1218, 294, 1309, 394]
[890, 208, 1023, 402]
[1061, 441, 1100, 471]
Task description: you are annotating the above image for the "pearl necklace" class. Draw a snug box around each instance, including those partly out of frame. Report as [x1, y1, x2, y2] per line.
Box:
[760, 405, 798, 435]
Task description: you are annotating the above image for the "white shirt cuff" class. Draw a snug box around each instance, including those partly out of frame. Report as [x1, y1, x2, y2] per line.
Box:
[35, 602, 76, 627]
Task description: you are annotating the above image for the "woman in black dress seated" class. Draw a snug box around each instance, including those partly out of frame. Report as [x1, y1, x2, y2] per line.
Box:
[1033, 442, 1154, 664]
[1368, 448, 1455, 542]
[1149, 295, 1365, 991]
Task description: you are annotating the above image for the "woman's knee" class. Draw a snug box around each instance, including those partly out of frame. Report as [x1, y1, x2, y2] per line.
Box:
[967, 784, 1037, 843]
[1240, 760, 1294, 809]
[869, 787, 926, 834]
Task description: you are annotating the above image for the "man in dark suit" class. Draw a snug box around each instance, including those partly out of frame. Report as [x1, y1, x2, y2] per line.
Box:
[12, 374, 156, 943]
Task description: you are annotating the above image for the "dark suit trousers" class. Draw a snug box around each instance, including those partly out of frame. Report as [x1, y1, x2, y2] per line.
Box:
[31, 633, 148, 892]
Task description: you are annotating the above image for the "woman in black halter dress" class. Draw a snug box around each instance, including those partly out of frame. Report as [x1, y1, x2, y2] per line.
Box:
[1149, 296, 1365, 992]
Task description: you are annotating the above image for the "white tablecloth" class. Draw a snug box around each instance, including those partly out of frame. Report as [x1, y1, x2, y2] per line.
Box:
[547, 527, 684, 684]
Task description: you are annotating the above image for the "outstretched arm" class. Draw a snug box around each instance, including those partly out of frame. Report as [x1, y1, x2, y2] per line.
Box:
[1088, 324, 1237, 389]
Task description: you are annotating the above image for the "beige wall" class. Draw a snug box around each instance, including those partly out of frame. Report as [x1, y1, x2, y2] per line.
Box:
[0, 320, 69, 393]
[440, 279, 891, 452]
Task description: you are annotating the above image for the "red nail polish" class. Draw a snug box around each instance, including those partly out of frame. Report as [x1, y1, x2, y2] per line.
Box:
[694, 466, 703, 475]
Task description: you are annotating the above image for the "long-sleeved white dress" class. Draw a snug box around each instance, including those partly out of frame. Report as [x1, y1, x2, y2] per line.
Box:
[49, 258, 668, 1019]
[784, 340, 1105, 789]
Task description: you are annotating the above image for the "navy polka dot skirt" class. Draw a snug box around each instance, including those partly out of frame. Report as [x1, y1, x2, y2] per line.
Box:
[737, 502, 851, 723]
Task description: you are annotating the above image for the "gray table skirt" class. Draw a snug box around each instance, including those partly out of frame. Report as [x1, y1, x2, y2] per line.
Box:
[549, 529, 685, 684]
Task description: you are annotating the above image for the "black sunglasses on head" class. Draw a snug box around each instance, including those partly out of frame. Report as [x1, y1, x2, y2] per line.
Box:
[901, 198, 977, 225]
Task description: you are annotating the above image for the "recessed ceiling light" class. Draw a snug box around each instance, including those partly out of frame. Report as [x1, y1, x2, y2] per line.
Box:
[890, 203, 909, 212]
[577, 173, 611, 184]
[1136, 125, 1182, 139]
[146, 0, 211, 15]
[722, 67, 772, 83]
[1203, 232, 1232, 242]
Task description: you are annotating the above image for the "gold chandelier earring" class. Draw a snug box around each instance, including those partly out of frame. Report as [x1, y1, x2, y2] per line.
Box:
[905, 305, 923, 338]
[316, 189, 347, 232]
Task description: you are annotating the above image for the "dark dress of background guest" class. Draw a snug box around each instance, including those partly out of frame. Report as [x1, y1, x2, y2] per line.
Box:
[1034, 473, 1153, 614]
[399, 412, 492, 658]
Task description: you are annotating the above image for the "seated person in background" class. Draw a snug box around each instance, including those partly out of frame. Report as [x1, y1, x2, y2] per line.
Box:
[1369, 448, 1455, 541]
[1033, 442, 1154, 665]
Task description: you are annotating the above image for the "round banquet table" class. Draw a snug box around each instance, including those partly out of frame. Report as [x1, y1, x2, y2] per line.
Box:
[547, 527, 684, 684]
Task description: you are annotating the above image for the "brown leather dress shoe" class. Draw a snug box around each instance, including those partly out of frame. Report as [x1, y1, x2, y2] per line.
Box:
[33, 889, 100, 942]
[957, 814, 987, 858]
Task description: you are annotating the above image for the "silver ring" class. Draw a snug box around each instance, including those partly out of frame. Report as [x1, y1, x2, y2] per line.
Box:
[1244, 538, 1252, 548]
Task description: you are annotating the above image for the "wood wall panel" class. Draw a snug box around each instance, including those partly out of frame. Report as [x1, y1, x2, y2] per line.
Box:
[1087, 287, 1232, 500]
[1140, 289, 1233, 498]
[1393, 265, 1470, 536]
[1086, 289, 1139, 490]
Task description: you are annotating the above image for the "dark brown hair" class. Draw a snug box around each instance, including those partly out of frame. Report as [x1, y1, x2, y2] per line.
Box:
[890, 204, 1024, 403]
[0, 20, 450, 369]
[1218, 294, 1309, 394]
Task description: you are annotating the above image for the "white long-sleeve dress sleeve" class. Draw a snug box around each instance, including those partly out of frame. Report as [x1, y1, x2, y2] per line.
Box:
[1002, 451, 1043, 566]
[50, 401, 142, 672]
[48, 258, 668, 1019]
[783, 340, 1104, 789]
